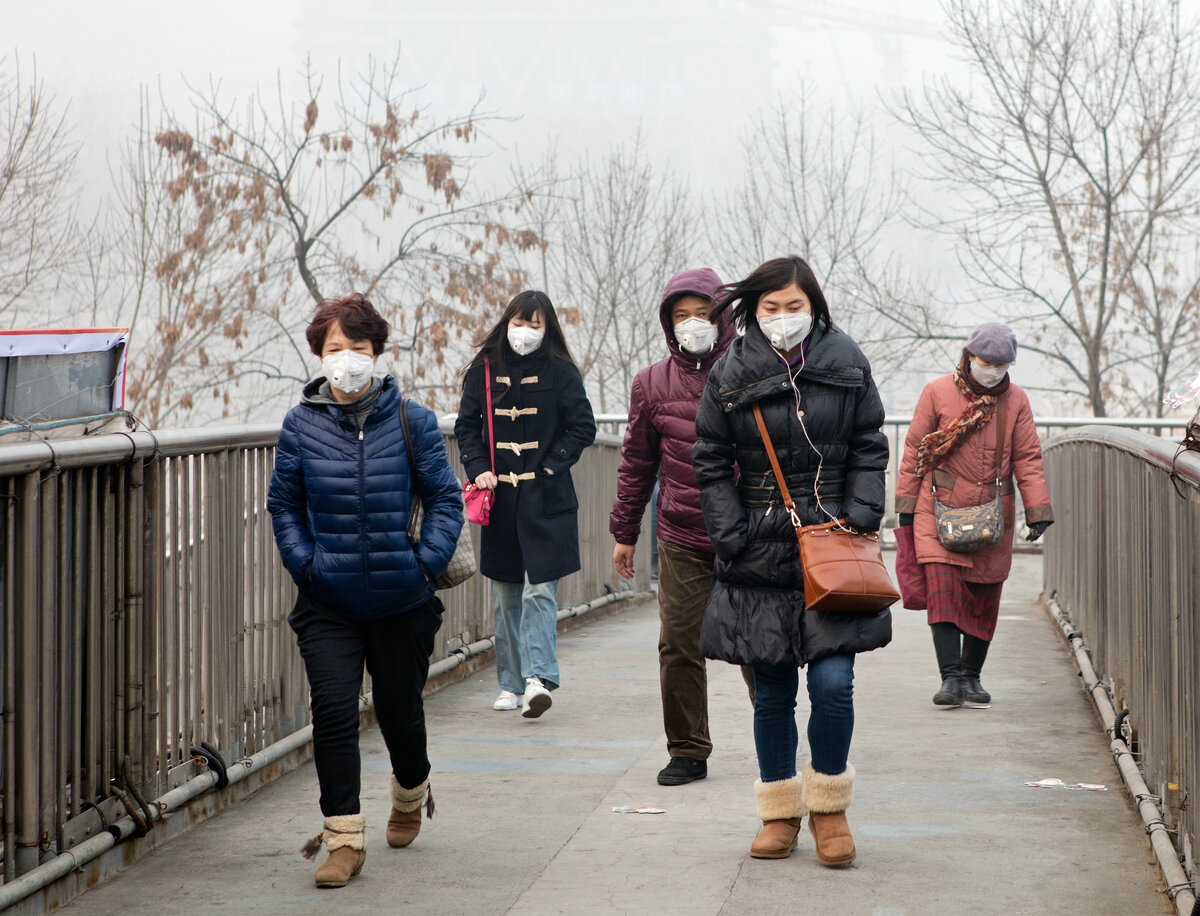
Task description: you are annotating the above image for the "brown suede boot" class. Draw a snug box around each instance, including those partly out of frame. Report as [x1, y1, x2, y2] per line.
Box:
[310, 814, 366, 888]
[749, 776, 806, 859]
[803, 763, 856, 867]
[387, 777, 433, 848]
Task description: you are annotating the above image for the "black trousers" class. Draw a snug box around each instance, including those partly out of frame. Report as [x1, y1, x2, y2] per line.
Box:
[289, 593, 444, 817]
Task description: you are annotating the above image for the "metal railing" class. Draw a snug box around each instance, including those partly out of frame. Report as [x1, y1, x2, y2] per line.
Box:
[0, 422, 647, 889]
[1041, 426, 1200, 902]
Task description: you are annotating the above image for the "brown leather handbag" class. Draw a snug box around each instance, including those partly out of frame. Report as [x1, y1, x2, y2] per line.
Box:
[752, 404, 899, 613]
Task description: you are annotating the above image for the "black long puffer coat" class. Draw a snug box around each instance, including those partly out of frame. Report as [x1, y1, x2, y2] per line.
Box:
[693, 321, 892, 668]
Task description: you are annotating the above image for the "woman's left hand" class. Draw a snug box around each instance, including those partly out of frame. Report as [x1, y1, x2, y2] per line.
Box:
[474, 471, 498, 490]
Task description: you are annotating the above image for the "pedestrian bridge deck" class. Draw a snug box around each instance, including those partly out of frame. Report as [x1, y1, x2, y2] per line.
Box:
[59, 555, 1170, 916]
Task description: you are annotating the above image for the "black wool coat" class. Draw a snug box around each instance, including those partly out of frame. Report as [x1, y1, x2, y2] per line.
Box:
[693, 322, 892, 668]
[455, 349, 596, 584]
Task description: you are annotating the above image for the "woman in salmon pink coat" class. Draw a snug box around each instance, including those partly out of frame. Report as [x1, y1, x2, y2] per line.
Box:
[895, 323, 1053, 707]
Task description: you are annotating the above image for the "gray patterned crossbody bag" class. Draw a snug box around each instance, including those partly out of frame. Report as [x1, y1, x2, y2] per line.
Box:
[931, 397, 1006, 553]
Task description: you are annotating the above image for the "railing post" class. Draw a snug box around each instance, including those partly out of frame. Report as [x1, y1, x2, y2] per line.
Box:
[124, 459, 146, 791]
[15, 473, 40, 877]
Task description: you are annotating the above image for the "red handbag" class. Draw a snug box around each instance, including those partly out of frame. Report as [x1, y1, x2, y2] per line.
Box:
[752, 404, 899, 613]
[892, 524, 928, 610]
[462, 357, 495, 525]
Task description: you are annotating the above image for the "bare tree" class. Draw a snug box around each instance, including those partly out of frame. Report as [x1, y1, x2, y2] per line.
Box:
[144, 50, 540, 417]
[522, 135, 697, 412]
[894, 0, 1200, 416]
[715, 88, 929, 360]
[99, 98, 287, 428]
[0, 57, 79, 320]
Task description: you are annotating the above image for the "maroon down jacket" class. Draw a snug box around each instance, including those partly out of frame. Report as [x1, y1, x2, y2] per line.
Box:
[609, 268, 735, 555]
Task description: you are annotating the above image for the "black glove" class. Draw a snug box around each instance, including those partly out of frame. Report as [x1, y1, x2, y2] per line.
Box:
[1025, 520, 1053, 542]
[898, 513, 914, 527]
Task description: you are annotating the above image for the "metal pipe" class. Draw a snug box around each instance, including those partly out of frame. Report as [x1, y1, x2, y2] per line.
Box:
[0, 692, 355, 912]
[38, 475, 58, 860]
[15, 473, 40, 877]
[4, 478, 19, 883]
[70, 474, 85, 818]
[1049, 597, 1198, 916]
[124, 459, 146, 793]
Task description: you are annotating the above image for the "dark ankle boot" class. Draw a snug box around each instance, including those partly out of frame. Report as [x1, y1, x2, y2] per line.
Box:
[930, 623, 965, 706]
[933, 677, 966, 705]
[962, 635, 992, 703]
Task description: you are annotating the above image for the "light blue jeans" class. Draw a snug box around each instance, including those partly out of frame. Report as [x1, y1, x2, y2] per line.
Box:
[492, 575, 560, 695]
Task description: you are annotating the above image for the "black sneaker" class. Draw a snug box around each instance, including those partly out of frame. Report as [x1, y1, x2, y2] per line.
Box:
[657, 757, 708, 786]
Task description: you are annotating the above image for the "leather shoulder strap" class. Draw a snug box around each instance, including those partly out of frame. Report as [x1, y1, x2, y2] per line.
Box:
[752, 403, 793, 512]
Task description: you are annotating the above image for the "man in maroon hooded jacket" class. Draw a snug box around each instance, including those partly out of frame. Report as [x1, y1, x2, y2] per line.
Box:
[611, 267, 735, 786]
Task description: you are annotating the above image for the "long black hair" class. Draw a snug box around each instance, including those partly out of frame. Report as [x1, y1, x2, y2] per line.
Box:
[715, 255, 833, 333]
[464, 290, 577, 382]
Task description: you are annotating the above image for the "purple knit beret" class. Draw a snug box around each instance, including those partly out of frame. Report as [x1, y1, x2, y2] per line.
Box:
[965, 322, 1018, 364]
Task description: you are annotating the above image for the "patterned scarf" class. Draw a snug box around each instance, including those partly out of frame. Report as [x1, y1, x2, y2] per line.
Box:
[914, 355, 1011, 478]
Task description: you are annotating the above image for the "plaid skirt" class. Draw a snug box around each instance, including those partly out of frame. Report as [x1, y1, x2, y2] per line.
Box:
[924, 563, 1005, 641]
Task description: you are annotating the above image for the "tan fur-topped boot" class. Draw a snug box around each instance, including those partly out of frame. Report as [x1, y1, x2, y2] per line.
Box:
[308, 813, 366, 888]
[387, 776, 434, 848]
[749, 775, 806, 859]
[804, 763, 856, 867]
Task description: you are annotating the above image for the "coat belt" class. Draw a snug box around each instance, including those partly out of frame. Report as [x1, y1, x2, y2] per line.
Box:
[497, 471, 536, 486]
[496, 440, 539, 455]
[931, 468, 1015, 497]
[738, 474, 845, 506]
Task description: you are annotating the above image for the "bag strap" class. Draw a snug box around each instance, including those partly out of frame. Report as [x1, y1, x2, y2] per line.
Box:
[399, 398, 418, 486]
[927, 395, 1007, 490]
[993, 397, 1007, 487]
[752, 403, 801, 529]
[398, 398, 423, 542]
[484, 356, 495, 475]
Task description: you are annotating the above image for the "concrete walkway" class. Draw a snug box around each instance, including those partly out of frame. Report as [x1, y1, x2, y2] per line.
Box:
[62, 556, 1171, 915]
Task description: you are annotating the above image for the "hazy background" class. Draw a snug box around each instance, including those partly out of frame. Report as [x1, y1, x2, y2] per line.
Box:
[8, 0, 1200, 423]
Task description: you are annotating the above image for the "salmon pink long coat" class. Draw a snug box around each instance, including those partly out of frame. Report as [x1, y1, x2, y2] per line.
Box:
[895, 375, 1053, 583]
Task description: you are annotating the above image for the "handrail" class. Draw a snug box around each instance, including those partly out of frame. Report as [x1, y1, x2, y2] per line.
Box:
[1041, 426, 1200, 915]
[1042, 425, 1200, 487]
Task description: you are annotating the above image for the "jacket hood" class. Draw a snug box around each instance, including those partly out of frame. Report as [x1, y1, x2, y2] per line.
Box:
[658, 267, 735, 368]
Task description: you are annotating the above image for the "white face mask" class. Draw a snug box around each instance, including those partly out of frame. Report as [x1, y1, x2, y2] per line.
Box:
[507, 325, 545, 356]
[970, 362, 1008, 388]
[758, 312, 812, 352]
[321, 349, 375, 395]
[674, 317, 718, 355]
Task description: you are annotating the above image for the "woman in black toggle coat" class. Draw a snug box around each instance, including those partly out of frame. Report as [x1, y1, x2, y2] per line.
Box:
[455, 291, 596, 720]
[693, 256, 890, 867]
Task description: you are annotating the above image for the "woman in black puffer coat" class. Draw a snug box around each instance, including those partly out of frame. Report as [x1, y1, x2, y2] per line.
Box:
[693, 256, 890, 867]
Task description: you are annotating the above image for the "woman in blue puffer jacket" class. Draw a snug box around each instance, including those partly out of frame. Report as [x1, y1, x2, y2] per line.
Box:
[268, 293, 464, 889]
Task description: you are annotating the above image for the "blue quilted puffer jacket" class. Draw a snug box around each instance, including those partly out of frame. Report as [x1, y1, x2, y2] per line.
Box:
[267, 375, 464, 620]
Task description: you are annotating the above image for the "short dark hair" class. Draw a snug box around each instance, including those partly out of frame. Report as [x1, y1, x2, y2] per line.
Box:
[305, 292, 389, 356]
[717, 256, 832, 332]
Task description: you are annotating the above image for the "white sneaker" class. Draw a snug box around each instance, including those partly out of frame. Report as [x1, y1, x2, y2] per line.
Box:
[521, 677, 552, 719]
[492, 690, 521, 711]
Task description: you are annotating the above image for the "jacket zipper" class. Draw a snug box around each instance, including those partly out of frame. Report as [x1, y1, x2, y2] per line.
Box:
[358, 426, 369, 595]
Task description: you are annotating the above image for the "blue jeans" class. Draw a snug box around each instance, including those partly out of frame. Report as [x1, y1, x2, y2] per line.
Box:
[751, 654, 855, 782]
[492, 576, 560, 694]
